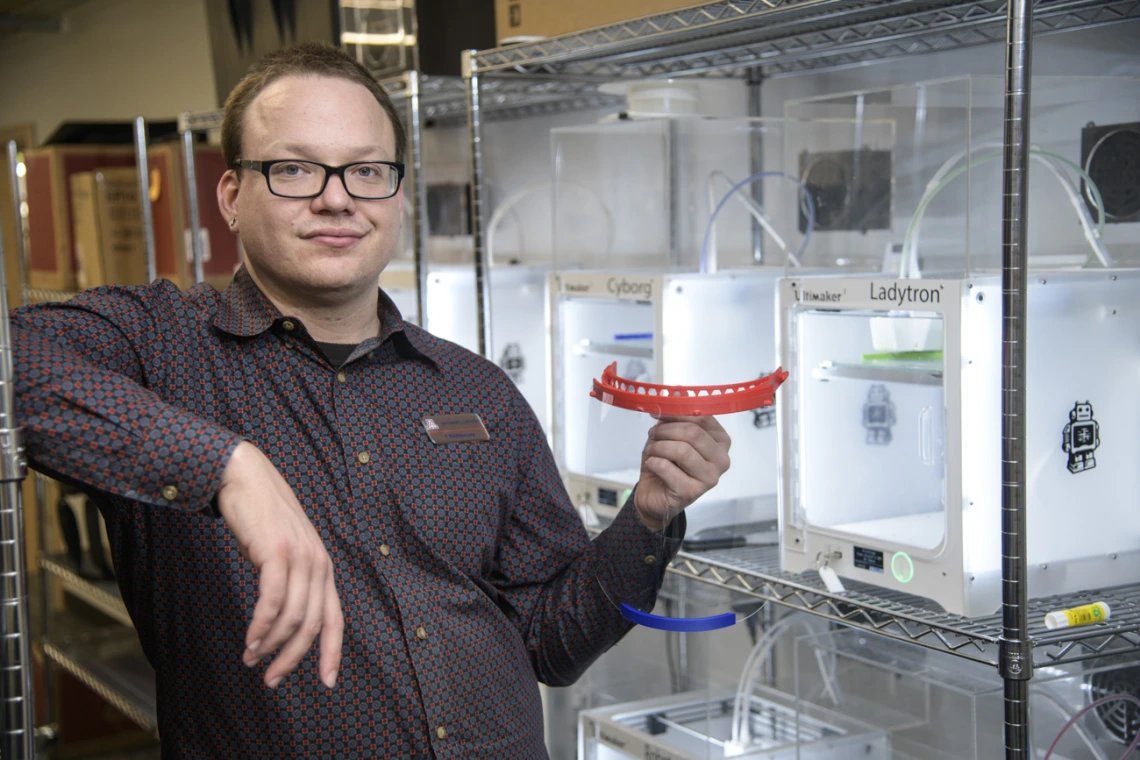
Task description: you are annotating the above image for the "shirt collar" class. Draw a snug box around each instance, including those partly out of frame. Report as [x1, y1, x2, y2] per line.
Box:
[212, 266, 439, 366]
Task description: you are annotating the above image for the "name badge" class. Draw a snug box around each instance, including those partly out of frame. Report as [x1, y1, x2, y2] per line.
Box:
[422, 413, 490, 444]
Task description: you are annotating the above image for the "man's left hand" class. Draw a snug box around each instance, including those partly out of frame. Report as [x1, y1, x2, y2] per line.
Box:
[633, 415, 731, 532]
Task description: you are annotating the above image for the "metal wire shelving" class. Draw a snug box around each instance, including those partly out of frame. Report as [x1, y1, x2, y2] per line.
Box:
[462, 2, 1140, 755]
[469, 0, 1140, 79]
[664, 544, 1140, 668]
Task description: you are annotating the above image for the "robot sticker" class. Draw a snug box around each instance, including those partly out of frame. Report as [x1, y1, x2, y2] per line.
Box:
[622, 359, 652, 384]
[1063, 401, 1100, 473]
[863, 384, 896, 445]
[753, 370, 776, 429]
[499, 343, 525, 384]
[753, 408, 776, 429]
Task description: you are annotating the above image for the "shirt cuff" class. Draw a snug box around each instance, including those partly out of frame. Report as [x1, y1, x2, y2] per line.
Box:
[134, 413, 244, 515]
[592, 488, 686, 614]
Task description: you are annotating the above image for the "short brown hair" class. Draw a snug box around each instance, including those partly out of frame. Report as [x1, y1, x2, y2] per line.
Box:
[221, 42, 406, 169]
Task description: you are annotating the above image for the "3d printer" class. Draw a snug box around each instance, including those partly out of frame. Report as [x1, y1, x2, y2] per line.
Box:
[777, 76, 1140, 617]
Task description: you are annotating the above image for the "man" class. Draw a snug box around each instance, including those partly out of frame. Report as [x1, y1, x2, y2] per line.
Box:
[12, 43, 730, 758]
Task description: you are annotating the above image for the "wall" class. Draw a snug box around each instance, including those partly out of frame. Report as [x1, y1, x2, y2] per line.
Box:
[0, 0, 217, 144]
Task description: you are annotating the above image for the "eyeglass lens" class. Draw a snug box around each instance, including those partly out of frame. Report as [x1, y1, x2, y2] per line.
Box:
[268, 161, 398, 199]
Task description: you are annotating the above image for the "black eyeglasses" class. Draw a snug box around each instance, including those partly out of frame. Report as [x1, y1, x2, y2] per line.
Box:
[236, 159, 405, 200]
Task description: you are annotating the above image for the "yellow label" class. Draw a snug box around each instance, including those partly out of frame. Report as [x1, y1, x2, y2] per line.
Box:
[1064, 603, 1106, 627]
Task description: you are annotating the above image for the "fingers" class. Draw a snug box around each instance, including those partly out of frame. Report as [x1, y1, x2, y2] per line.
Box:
[319, 573, 344, 689]
[644, 439, 726, 487]
[249, 554, 312, 681]
[652, 414, 732, 447]
[649, 421, 732, 471]
[650, 421, 719, 460]
[644, 455, 706, 503]
[244, 557, 287, 665]
[262, 554, 328, 688]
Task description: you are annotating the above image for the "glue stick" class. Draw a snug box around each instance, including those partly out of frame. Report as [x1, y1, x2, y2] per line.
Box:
[1043, 601, 1111, 630]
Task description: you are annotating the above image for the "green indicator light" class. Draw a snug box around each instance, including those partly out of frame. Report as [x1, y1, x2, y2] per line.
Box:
[620, 488, 633, 505]
[891, 552, 915, 583]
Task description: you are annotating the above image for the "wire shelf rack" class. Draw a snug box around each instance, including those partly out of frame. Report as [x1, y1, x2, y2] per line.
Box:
[177, 110, 223, 134]
[383, 73, 625, 125]
[469, 0, 1140, 79]
[659, 543, 1140, 669]
[40, 554, 133, 629]
[483, 4, 1140, 716]
[23, 287, 80, 305]
[180, 75, 624, 138]
[42, 613, 157, 735]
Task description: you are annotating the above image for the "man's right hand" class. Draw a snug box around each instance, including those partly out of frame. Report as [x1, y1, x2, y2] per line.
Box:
[215, 442, 343, 690]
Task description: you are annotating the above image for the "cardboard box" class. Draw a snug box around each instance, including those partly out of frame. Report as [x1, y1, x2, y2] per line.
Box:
[69, 173, 102, 290]
[147, 143, 242, 291]
[494, 0, 697, 43]
[70, 168, 149, 290]
[25, 146, 137, 292]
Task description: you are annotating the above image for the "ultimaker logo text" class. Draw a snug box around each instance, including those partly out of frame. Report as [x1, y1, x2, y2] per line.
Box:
[797, 287, 845, 303]
[869, 281, 943, 306]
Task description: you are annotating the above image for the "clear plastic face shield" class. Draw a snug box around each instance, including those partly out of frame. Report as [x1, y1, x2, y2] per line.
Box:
[585, 361, 789, 634]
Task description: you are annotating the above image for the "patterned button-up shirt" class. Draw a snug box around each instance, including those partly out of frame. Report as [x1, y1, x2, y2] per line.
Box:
[11, 268, 680, 759]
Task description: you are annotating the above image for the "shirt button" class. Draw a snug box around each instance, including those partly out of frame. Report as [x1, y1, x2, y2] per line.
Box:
[379, 544, 390, 557]
[162, 485, 179, 501]
[336, 371, 347, 383]
[415, 626, 428, 640]
[357, 451, 371, 464]
[436, 726, 447, 740]
[282, 320, 296, 332]
[644, 555, 657, 565]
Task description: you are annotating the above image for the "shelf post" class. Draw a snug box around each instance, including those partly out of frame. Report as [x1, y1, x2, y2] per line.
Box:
[182, 124, 205, 285]
[405, 70, 430, 329]
[0, 141, 35, 760]
[747, 67, 766, 265]
[463, 50, 494, 360]
[998, 0, 1034, 757]
[133, 117, 157, 284]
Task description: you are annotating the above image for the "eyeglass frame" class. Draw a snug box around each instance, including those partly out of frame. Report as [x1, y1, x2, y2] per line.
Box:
[235, 158, 406, 200]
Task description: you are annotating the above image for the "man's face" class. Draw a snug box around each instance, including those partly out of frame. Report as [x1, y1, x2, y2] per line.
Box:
[221, 74, 402, 298]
